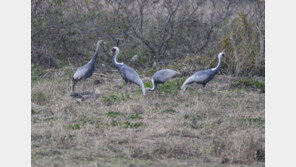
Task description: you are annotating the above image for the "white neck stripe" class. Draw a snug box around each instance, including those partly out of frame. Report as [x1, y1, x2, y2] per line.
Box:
[114, 49, 124, 65]
[151, 79, 155, 90]
[212, 54, 222, 71]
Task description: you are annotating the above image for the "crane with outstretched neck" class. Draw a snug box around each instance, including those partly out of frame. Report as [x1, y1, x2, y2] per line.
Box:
[111, 47, 145, 98]
[181, 52, 225, 91]
[72, 40, 105, 92]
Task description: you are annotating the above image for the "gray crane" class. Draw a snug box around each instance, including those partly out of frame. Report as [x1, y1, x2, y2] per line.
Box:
[72, 40, 104, 92]
[146, 69, 180, 93]
[111, 47, 145, 98]
[181, 52, 225, 91]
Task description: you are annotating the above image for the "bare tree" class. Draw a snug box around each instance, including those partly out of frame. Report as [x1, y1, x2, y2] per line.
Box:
[31, 0, 264, 76]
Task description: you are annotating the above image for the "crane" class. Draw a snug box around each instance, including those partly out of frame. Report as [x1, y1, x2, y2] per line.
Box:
[181, 52, 225, 91]
[146, 69, 180, 94]
[72, 40, 104, 92]
[111, 47, 145, 98]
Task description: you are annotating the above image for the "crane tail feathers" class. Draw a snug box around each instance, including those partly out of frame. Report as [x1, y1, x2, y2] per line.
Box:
[141, 82, 146, 95]
[181, 77, 192, 91]
[135, 78, 146, 95]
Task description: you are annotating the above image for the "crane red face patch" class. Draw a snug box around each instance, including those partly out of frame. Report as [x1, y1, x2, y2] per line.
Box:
[112, 48, 116, 52]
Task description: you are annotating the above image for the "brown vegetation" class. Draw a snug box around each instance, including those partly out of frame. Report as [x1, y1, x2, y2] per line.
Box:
[31, 0, 264, 76]
[31, 68, 264, 166]
[31, 0, 265, 166]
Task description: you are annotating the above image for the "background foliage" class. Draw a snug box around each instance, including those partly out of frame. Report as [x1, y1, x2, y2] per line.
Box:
[32, 0, 264, 76]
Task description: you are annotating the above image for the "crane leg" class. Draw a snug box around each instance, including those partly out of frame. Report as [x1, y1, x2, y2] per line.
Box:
[82, 80, 86, 92]
[72, 82, 75, 92]
[125, 81, 128, 98]
[201, 84, 207, 93]
[130, 83, 134, 98]
[157, 87, 160, 98]
[202, 84, 207, 91]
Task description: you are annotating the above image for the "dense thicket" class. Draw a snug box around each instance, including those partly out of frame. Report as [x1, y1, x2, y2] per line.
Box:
[32, 0, 264, 76]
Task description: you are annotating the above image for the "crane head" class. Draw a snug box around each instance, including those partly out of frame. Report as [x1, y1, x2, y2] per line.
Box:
[218, 51, 226, 59]
[111, 47, 119, 53]
[97, 40, 104, 47]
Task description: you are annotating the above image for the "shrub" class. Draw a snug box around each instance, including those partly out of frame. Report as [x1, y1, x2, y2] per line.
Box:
[220, 12, 265, 76]
[32, 0, 264, 76]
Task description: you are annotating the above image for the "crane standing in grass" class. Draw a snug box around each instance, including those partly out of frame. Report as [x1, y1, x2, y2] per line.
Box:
[146, 69, 181, 94]
[181, 52, 225, 91]
[111, 47, 145, 98]
[72, 40, 105, 92]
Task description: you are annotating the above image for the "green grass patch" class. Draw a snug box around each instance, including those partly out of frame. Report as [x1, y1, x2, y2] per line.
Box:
[43, 117, 58, 122]
[69, 123, 81, 130]
[106, 111, 125, 118]
[120, 92, 132, 100]
[79, 117, 94, 125]
[101, 92, 132, 105]
[127, 112, 143, 120]
[232, 78, 265, 90]
[122, 121, 144, 128]
[111, 120, 119, 127]
[31, 109, 53, 115]
[248, 117, 265, 127]
[67, 117, 94, 130]
[242, 117, 265, 127]
[163, 108, 178, 114]
[106, 111, 144, 128]
[144, 81, 152, 88]
[101, 94, 121, 105]
[144, 77, 188, 95]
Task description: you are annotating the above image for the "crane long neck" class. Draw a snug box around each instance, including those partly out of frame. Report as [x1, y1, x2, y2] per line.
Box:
[112, 50, 123, 68]
[89, 46, 100, 64]
[212, 55, 222, 72]
[146, 79, 157, 91]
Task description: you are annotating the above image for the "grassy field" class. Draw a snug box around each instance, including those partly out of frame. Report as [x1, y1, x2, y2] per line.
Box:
[31, 67, 265, 167]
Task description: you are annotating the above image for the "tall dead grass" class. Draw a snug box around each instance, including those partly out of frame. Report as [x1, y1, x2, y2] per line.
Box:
[32, 68, 264, 166]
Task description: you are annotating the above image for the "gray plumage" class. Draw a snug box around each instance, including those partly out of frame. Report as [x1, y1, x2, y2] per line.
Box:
[181, 52, 225, 91]
[146, 69, 181, 92]
[111, 47, 145, 97]
[72, 40, 104, 91]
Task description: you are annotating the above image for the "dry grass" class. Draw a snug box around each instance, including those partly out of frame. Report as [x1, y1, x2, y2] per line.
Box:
[31, 67, 265, 167]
